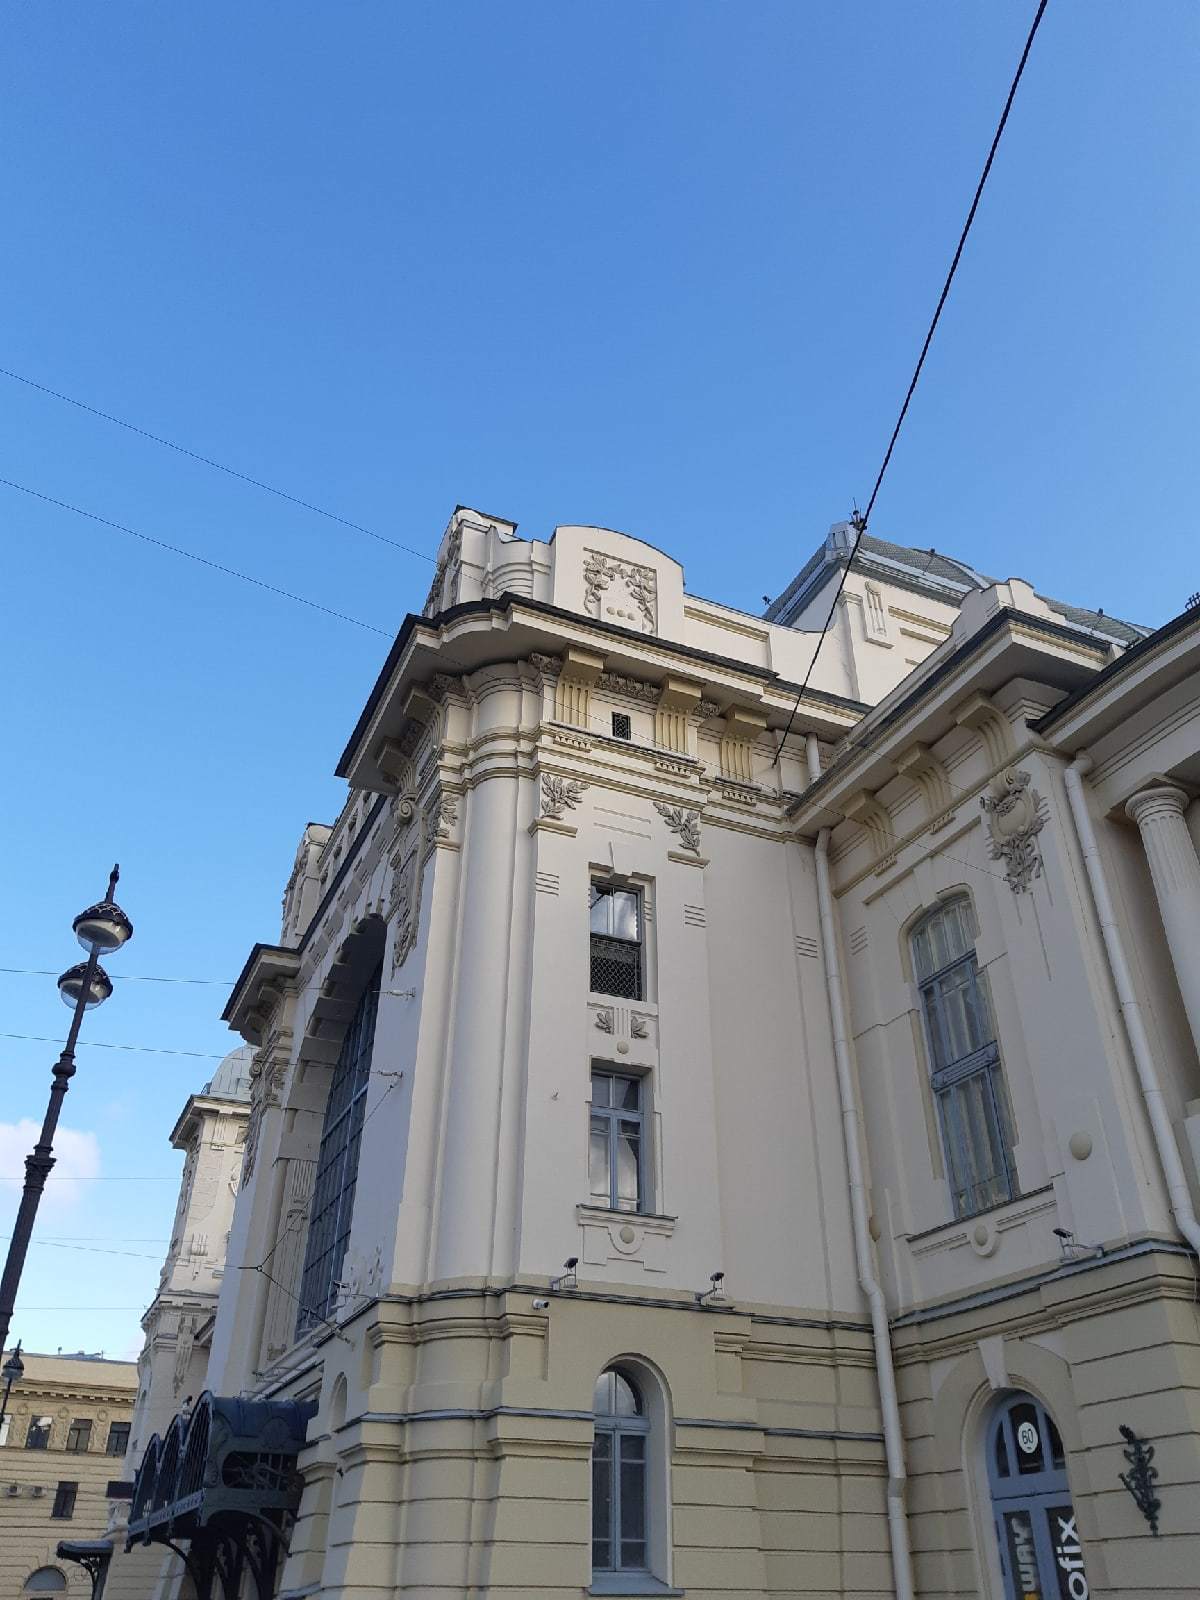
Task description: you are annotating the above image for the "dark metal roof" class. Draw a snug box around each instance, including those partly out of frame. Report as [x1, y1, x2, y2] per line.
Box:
[764, 529, 1148, 645]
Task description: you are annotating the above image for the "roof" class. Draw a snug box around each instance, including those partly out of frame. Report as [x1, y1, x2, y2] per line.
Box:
[765, 527, 1149, 646]
[202, 1044, 254, 1102]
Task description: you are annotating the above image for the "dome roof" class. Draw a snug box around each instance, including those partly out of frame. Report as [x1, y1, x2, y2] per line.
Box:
[203, 1044, 254, 1102]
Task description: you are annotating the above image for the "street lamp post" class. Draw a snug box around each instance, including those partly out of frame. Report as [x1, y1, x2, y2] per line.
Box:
[0, 867, 133, 1355]
[0, 1340, 24, 1438]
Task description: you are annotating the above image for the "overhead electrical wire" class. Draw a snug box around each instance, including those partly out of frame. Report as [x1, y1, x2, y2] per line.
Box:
[0, 476, 391, 636]
[0, 966, 232, 985]
[0, 364, 436, 564]
[0, 1031, 227, 1059]
[0, 1236, 164, 1261]
[774, 0, 1051, 764]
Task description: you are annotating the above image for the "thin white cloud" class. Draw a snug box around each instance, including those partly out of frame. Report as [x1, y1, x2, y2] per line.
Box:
[0, 1119, 102, 1213]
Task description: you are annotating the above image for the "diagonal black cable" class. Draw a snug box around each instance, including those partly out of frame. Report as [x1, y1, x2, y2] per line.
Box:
[774, 0, 1050, 764]
[0, 475, 390, 636]
[0, 364, 435, 563]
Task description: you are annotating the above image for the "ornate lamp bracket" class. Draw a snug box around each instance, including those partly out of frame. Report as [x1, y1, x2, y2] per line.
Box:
[1118, 1424, 1161, 1535]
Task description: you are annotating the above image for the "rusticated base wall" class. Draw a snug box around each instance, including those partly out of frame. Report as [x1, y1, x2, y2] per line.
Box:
[276, 1284, 891, 1600]
[893, 1244, 1200, 1600]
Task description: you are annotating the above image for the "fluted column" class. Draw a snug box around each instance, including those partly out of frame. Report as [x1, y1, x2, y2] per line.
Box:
[1126, 785, 1200, 1059]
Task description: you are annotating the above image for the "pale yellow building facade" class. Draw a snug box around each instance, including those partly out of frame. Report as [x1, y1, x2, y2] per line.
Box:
[0, 1352, 135, 1600]
[97, 514, 1200, 1600]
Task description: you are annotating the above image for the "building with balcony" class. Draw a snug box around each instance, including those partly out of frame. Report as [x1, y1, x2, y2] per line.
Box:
[102, 511, 1200, 1599]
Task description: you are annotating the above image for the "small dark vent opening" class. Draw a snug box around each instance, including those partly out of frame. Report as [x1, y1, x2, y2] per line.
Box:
[611, 713, 632, 741]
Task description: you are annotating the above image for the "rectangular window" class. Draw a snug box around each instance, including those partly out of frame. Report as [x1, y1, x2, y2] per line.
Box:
[25, 1416, 52, 1450]
[589, 883, 643, 1000]
[589, 1070, 645, 1213]
[913, 898, 1015, 1218]
[105, 1422, 131, 1458]
[51, 1481, 78, 1520]
[65, 1418, 92, 1454]
[611, 712, 632, 741]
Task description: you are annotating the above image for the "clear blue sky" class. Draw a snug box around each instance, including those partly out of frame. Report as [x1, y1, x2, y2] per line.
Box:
[2, 2, 1196, 1359]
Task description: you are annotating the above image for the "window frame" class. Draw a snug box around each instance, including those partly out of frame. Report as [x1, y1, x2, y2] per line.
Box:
[296, 961, 383, 1335]
[589, 1068, 647, 1215]
[592, 1367, 651, 1579]
[105, 1421, 131, 1458]
[50, 1481, 78, 1521]
[64, 1418, 92, 1454]
[25, 1416, 52, 1451]
[589, 881, 644, 1002]
[911, 899, 1016, 1219]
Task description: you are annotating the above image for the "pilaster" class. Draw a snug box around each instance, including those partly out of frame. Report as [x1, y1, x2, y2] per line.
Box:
[1126, 785, 1200, 1061]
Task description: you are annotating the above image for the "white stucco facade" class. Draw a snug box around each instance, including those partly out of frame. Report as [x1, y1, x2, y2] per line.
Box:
[107, 512, 1200, 1600]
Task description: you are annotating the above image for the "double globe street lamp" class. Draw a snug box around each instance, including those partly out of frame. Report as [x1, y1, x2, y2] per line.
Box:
[0, 867, 133, 1356]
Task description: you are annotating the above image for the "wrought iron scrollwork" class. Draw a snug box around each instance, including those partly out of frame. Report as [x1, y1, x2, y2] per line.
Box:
[1118, 1424, 1161, 1535]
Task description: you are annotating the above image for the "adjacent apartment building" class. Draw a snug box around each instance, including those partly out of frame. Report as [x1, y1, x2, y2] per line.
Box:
[0, 1351, 135, 1600]
[94, 511, 1200, 1600]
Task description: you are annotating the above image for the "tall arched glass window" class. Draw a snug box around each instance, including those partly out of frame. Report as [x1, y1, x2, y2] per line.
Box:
[296, 962, 382, 1333]
[987, 1393, 1088, 1600]
[911, 898, 1015, 1217]
[592, 1367, 649, 1578]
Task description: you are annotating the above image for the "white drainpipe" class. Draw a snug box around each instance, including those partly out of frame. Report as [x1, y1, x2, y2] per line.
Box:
[806, 736, 914, 1600]
[1063, 755, 1200, 1255]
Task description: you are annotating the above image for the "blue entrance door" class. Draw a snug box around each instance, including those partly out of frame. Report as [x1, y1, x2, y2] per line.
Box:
[987, 1394, 1090, 1600]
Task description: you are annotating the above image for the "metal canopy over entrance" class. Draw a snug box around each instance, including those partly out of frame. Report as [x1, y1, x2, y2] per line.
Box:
[125, 1391, 316, 1600]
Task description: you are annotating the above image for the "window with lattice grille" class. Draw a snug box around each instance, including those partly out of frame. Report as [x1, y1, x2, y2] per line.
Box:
[590, 884, 642, 1000]
[296, 963, 382, 1334]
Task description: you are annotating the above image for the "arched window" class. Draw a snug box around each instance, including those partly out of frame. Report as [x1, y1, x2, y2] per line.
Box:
[592, 1367, 650, 1579]
[911, 897, 1014, 1217]
[987, 1393, 1088, 1599]
[296, 962, 382, 1333]
[23, 1569, 67, 1593]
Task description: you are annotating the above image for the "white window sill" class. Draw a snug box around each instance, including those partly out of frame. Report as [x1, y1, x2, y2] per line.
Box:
[588, 1576, 683, 1597]
[576, 1204, 677, 1236]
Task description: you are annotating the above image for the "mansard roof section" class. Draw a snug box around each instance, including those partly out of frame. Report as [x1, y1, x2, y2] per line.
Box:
[790, 581, 1118, 832]
[764, 521, 1148, 647]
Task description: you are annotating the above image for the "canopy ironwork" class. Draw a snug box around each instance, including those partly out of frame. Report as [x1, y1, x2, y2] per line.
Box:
[125, 1390, 316, 1600]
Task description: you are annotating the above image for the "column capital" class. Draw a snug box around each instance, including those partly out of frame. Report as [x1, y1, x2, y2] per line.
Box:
[1125, 784, 1190, 828]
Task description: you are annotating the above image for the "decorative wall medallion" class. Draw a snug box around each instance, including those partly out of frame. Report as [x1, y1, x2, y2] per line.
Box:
[594, 1008, 615, 1034]
[654, 801, 701, 853]
[541, 773, 588, 820]
[630, 1014, 649, 1039]
[583, 550, 658, 633]
[981, 768, 1049, 893]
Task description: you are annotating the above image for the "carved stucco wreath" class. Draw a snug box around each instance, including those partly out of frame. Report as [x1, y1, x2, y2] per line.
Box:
[654, 800, 702, 854]
[541, 773, 588, 820]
